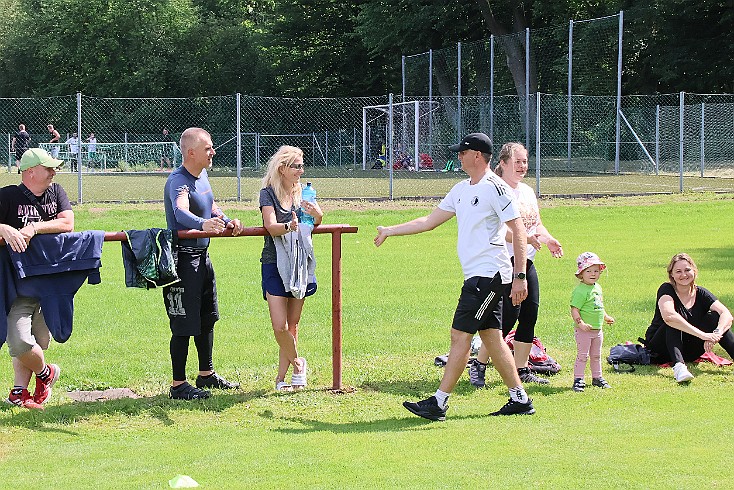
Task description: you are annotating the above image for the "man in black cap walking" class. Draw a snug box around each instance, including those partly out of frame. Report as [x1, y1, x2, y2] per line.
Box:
[374, 132, 535, 420]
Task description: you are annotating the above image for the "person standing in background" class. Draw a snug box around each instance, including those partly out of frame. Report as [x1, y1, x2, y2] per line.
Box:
[65, 133, 80, 172]
[47, 125, 60, 159]
[86, 133, 97, 167]
[161, 128, 172, 169]
[10, 124, 31, 174]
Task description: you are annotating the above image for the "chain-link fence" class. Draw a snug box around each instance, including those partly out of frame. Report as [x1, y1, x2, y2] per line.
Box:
[2, 92, 734, 202]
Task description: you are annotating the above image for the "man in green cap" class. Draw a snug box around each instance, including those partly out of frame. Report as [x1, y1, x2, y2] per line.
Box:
[0, 148, 73, 409]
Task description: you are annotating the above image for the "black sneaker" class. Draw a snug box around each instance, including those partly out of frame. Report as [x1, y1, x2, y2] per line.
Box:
[169, 382, 211, 400]
[572, 378, 586, 392]
[489, 398, 535, 416]
[591, 377, 611, 389]
[195, 372, 239, 389]
[403, 396, 447, 421]
[518, 367, 550, 385]
[468, 358, 487, 388]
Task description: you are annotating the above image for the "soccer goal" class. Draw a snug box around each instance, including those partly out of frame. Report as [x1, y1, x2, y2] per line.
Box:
[39, 141, 181, 172]
[362, 100, 441, 171]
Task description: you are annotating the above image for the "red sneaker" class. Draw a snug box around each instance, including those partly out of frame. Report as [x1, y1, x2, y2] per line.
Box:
[33, 363, 60, 405]
[7, 388, 44, 410]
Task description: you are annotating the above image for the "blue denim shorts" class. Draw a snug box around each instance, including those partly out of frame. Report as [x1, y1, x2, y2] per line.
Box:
[261, 262, 317, 300]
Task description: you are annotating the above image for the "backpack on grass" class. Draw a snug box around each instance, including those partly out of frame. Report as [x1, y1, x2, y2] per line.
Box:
[607, 342, 651, 373]
[505, 331, 561, 375]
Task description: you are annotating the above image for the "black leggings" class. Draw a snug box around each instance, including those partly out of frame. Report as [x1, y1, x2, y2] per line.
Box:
[170, 323, 215, 382]
[646, 311, 734, 364]
[502, 258, 539, 343]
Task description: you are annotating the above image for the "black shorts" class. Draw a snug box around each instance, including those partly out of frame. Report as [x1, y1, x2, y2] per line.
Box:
[451, 273, 507, 334]
[163, 248, 219, 336]
[261, 262, 317, 300]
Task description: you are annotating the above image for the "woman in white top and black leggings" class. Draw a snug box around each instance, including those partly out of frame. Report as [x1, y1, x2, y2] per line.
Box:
[469, 142, 563, 387]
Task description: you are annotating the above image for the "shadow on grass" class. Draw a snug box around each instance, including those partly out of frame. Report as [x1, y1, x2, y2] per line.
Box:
[267, 410, 536, 434]
[358, 366, 568, 397]
[0, 388, 270, 431]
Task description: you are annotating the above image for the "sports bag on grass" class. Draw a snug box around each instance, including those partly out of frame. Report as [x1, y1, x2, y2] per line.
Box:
[607, 342, 651, 373]
[505, 331, 561, 375]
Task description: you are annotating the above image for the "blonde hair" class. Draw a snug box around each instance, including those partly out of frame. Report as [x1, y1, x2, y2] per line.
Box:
[667, 253, 698, 292]
[261, 145, 304, 204]
[494, 142, 526, 177]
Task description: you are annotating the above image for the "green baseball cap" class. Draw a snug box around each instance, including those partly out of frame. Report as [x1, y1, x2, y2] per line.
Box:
[20, 148, 63, 171]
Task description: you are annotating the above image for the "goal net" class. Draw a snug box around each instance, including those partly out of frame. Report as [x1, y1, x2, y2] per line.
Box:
[362, 100, 441, 171]
[39, 141, 181, 172]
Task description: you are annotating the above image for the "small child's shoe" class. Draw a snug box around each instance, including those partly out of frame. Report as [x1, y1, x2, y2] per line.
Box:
[592, 377, 611, 389]
[572, 378, 585, 392]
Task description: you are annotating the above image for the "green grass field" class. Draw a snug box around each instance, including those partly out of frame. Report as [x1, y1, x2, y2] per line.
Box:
[2, 194, 734, 489]
[3, 168, 734, 203]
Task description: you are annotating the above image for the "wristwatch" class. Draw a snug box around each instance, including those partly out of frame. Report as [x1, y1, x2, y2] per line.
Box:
[513, 272, 526, 280]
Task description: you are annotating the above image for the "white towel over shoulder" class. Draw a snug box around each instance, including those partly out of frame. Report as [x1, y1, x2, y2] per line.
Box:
[274, 225, 317, 299]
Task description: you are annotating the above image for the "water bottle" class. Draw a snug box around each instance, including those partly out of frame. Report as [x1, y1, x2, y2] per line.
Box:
[300, 181, 317, 227]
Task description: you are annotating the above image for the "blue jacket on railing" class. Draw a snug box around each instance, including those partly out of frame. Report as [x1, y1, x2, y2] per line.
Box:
[0, 231, 104, 348]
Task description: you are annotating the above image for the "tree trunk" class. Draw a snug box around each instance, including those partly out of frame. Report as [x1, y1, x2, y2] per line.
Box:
[475, 0, 536, 99]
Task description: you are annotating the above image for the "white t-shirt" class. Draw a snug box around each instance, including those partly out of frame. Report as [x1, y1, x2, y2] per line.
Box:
[65, 137, 79, 153]
[439, 172, 520, 282]
[504, 181, 540, 261]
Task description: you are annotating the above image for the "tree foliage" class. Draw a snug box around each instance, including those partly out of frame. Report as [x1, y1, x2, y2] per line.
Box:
[0, 0, 730, 98]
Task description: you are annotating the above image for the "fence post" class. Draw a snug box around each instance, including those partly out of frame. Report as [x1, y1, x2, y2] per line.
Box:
[679, 91, 685, 193]
[414, 100, 419, 170]
[388, 93, 394, 200]
[457, 42, 462, 136]
[567, 19, 573, 171]
[401, 55, 406, 101]
[255, 132, 260, 170]
[525, 28, 530, 150]
[614, 10, 623, 175]
[236, 92, 242, 201]
[655, 104, 660, 175]
[361, 107, 367, 170]
[536, 92, 541, 196]
[428, 49, 433, 157]
[489, 35, 495, 144]
[77, 92, 83, 204]
[700, 102, 705, 177]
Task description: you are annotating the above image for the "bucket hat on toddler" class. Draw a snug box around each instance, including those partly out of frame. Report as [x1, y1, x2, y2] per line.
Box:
[575, 251, 606, 276]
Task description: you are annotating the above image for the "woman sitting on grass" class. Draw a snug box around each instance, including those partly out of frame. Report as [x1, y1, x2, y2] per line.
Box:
[644, 253, 734, 383]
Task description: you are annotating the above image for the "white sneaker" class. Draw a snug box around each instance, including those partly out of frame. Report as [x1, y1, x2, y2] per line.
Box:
[673, 362, 694, 383]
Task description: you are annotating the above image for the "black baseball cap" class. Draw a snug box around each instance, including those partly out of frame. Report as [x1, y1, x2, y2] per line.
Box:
[448, 133, 493, 154]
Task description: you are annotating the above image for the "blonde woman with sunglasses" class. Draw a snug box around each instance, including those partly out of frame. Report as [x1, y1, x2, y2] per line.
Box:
[259, 146, 323, 391]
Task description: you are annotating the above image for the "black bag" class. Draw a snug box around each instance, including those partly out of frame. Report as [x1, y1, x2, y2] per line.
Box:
[606, 342, 651, 373]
